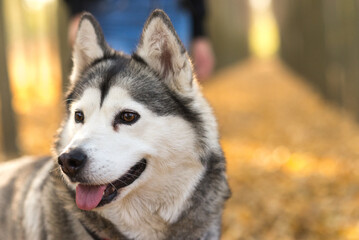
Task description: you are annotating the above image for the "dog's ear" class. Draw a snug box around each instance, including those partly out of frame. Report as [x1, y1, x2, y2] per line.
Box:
[135, 9, 193, 93]
[70, 12, 107, 83]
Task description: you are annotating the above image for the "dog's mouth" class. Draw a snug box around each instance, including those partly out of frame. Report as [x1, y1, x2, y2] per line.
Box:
[75, 159, 147, 211]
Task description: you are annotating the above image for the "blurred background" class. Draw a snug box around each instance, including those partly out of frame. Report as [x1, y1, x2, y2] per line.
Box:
[1, 0, 359, 239]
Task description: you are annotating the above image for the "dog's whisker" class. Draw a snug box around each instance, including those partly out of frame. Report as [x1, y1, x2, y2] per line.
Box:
[109, 182, 118, 191]
[120, 172, 141, 178]
[49, 168, 59, 173]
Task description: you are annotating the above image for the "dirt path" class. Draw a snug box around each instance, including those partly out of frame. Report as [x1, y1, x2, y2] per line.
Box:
[203, 58, 359, 240]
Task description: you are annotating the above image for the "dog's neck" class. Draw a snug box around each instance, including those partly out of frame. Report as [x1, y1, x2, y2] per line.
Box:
[95, 159, 205, 240]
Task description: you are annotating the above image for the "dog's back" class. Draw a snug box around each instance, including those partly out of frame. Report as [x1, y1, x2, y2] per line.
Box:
[0, 157, 107, 240]
[0, 157, 52, 239]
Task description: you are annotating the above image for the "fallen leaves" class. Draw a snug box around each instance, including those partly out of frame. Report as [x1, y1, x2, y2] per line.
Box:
[203, 58, 359, 240]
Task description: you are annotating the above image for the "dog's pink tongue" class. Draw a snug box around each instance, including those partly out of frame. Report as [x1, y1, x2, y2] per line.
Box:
[76, 184, 106, 211]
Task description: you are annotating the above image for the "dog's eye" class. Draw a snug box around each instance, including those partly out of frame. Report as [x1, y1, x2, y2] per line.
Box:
[115, 111, 140, 126]
[74, 110, 85, 123]
[122, 112, 136, 122]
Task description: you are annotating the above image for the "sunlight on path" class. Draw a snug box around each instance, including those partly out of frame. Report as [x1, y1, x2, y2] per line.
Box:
[203, 58, 359, 240]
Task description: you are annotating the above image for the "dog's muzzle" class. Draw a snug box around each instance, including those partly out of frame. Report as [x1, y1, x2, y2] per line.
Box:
[58, 149, 147, 211]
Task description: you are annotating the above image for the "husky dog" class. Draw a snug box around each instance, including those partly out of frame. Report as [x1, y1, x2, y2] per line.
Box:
[0, 10, 230, 240]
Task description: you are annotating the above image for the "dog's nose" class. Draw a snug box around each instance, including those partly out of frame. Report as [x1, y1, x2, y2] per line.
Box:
[58, 149, 87, 178]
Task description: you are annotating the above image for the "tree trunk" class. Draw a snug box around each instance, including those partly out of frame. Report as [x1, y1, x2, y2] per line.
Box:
[0, 0, 19, 158]
[57, 0, 71, 94]
[273, 0, 359, 119]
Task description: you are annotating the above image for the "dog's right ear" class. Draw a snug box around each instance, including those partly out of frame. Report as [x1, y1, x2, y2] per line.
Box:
[70, 13, 107, 83]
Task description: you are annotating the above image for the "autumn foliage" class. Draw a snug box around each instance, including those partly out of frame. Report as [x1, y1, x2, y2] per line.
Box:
[203, 59, 359, 240]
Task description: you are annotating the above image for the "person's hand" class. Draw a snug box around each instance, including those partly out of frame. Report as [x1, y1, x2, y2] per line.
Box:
[191, 37, 215, 81]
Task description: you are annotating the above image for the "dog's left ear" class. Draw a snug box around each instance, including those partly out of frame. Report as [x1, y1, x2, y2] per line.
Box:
[136, 10, 193, 93]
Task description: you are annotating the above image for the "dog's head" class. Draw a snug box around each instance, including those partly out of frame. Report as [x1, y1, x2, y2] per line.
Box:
[55, 10, 217, 214]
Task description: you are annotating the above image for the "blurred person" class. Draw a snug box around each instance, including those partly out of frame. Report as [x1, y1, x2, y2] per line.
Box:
[65, 0, 215, 81]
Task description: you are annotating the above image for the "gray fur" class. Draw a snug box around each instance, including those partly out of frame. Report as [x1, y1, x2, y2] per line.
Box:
[0, 10, 230, 239]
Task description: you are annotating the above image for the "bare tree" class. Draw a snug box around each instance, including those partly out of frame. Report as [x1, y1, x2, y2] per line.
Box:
[0, 0, 19, 158]
[57, 0, 71, 94]
[273, 0, 359, 119]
